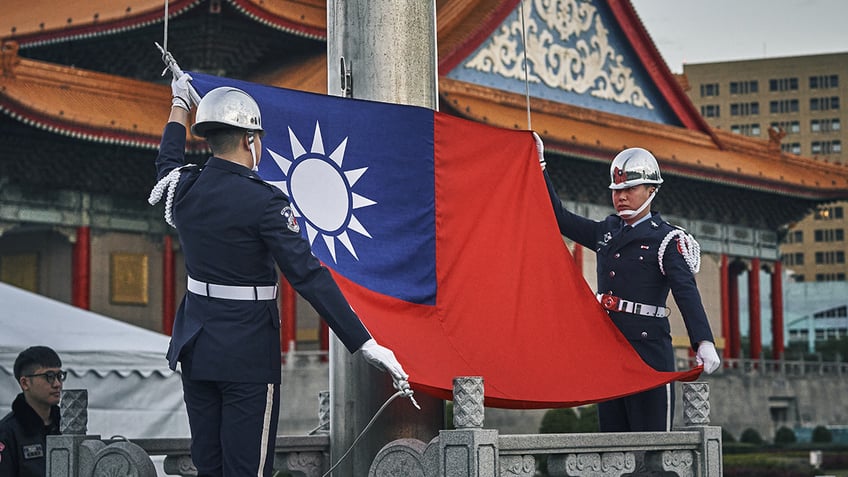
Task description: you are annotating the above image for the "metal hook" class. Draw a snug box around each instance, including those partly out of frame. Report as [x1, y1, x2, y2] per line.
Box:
[340, 57, 353, 98]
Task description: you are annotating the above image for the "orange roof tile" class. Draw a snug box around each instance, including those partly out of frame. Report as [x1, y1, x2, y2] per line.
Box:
[0, 41, 203, 150]
[439, 78, 848, 200]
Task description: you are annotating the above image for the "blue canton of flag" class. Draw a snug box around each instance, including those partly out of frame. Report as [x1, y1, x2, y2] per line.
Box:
[189, 73, 437, 304]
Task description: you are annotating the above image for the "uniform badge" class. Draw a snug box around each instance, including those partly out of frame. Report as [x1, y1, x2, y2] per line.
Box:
[23, 443, 43, 459]
[641, 244, 650, 250]
[281, 206, 300, 233]
[603, 232, 612, 243]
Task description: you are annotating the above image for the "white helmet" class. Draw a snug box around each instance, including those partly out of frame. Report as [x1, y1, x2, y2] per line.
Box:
[608, 147, 663, 190]
[191, 87, 263, 137]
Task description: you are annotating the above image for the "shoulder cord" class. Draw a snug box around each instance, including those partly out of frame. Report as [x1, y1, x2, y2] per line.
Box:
[148, 165, 195, 228]
[658, 229, 701, 275]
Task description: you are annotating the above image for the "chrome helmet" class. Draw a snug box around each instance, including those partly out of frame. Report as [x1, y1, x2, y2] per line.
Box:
[608, 147, 663, 190]
[191, 87, 263, 137]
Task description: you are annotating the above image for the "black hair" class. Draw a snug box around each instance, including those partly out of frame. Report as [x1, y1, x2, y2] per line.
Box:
[14, 346, 62, 380]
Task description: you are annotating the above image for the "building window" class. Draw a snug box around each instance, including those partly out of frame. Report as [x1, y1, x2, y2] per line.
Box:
[769, 77, 799, 91]
[770, 99, 799, 114]
[816, 273, 846, 282]
[781, 142, 801, 154]
[730, 124, 761, 136]
[810, 96, 840, 111]
[700, 83, 720, 97]
[730, 80, 758, 95]
[782, 252, 805, 266]
[814, 229, 845, 242]
[701, 104, 720, 118]
[812, 140, 842, 154]
[771, 120, 800, 133]
[731, 102, 759, 116]
[814, 251, 845, 264]
[810, 74, 839, 89]
[812, 118, 841, 133]
[815, 206, 844, 220]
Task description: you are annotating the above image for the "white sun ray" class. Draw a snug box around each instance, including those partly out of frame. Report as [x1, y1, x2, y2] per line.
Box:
[311, 122, 325, 155]
[267, 120, 379, 262]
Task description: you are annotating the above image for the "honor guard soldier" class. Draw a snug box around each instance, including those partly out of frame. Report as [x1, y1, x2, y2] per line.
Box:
[535, 138, 720, 432]
[150, 75, 411, 477]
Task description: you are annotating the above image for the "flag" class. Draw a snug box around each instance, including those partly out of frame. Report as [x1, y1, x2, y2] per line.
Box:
[189, 73, 701, 409]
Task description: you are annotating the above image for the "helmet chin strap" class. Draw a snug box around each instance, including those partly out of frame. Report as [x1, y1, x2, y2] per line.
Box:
[617, 188, 658, 219]
[247, 131, 258, 171]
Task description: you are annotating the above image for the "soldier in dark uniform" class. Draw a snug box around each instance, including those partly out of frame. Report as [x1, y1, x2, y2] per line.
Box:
[0, 346, 64, 477]
[150, 75, 411, 477]
[536, 140, 721, 432]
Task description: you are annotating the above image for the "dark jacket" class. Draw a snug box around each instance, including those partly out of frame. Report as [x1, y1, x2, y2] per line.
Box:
[545, 173, 714, 371]
[0, 393, 61, 477]
[156, 122, 371, 383]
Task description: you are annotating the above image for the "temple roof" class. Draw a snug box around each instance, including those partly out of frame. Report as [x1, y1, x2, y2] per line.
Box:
[1, 0, 847, 207]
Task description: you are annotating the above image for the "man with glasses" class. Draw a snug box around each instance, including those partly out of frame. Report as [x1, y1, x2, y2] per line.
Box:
[0, 346, 65, 477]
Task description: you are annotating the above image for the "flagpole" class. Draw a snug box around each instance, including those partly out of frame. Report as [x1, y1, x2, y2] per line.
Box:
[327, 1, 442, 475]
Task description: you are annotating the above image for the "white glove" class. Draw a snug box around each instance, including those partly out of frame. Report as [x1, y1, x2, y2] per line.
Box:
[532, 132, 546, 171]
[358, 338, 409, 384]
[695, 341, 720, 374]
[171, 73, 194, 111]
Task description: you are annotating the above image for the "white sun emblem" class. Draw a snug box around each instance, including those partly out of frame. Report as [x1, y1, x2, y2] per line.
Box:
[266, 121, 376, 262]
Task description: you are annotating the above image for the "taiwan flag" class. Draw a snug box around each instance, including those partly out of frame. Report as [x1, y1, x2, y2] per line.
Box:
[189, 73, 701, 408]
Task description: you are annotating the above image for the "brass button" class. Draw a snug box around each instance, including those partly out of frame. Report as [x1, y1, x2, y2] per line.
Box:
[614, 253, 620, 258]
[609, 271, 616, 278]
[641, 331, 648, 338]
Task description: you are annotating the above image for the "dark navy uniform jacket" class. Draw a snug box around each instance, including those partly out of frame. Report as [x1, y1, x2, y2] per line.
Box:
[0, 393, 61, 477]
[156, 122, 371, 383]
[545, 174, 713, 371]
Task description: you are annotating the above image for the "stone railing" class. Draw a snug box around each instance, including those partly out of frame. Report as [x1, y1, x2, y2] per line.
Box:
[677, 355, 848, 376]
[48, 380, 721, 477]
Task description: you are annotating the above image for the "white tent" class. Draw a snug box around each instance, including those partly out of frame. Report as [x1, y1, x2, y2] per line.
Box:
[0, 282, 189, 439]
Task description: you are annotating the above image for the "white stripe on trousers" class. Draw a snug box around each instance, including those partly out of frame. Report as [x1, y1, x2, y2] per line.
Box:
[256, 384, 274, 477]
[664, 383, 672, 432]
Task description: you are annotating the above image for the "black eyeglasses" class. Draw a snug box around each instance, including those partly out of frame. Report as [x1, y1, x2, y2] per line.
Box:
[25, 370, 67, 384]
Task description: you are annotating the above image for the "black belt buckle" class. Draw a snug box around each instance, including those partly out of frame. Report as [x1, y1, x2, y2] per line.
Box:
[600, 293, 619, 311]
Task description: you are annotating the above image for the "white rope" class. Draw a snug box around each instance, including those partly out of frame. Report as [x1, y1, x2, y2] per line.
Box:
[322, 390, 406, 477]
[163, 0, 169, 52]
[148, 166, 195, 228]
[658, 229, 701, 275]
[519, 0, 532, 130]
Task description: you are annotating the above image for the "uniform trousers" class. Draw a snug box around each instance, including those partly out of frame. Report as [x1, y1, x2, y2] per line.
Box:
[181, 372, 280, 477]
[598, 382, 673, 432]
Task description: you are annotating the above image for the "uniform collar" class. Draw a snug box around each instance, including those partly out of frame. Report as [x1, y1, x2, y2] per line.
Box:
[206, 156, 259, 178]
[626, 212, 653, 229]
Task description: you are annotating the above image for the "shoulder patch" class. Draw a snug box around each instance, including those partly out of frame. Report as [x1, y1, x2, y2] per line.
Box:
[281, 206, 300, 233]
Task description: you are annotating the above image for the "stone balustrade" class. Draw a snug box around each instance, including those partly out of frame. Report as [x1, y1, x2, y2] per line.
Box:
[48, 379, 721, 477]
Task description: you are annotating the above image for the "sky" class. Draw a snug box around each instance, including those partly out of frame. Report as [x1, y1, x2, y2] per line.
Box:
[628, 0, 848, 73]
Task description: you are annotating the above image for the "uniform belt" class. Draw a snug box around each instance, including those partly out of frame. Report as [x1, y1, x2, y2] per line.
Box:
[596, 292, 669, 318]
[188, 276, 278, 301]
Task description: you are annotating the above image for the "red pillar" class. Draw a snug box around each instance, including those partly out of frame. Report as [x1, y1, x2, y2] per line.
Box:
[72, 226, 90, 310]
[728, 262, 741, 359]
[749, 258, 762, 359]
[162, 235, 176, 335]
[771, 261, 785, 360]
[279, 276, 297, 354]
[720, 254, 731, 362]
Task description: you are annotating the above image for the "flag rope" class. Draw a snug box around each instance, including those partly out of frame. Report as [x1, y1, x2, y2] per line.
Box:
[519, 0, 533, 130]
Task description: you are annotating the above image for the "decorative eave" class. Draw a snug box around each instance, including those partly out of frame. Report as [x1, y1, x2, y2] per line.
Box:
[0, 41, 204, 151]
[439, 77, 848, 201]
[606, 0, 720, 142]
[437, 0, 519, 75]
[1, 0, 325, 47]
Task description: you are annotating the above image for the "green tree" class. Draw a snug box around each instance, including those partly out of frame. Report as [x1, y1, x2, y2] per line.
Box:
[740, 428, 764, 445]
[812, 425, 833, 443]
[539, 408, 580, 433]
[774, 426, 796, 445]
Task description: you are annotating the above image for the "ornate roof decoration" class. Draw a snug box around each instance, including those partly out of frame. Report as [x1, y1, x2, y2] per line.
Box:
[464, 0, 653, 109]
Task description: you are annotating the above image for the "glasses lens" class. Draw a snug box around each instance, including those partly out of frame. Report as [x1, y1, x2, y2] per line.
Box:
[45, 371, 67, 383]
